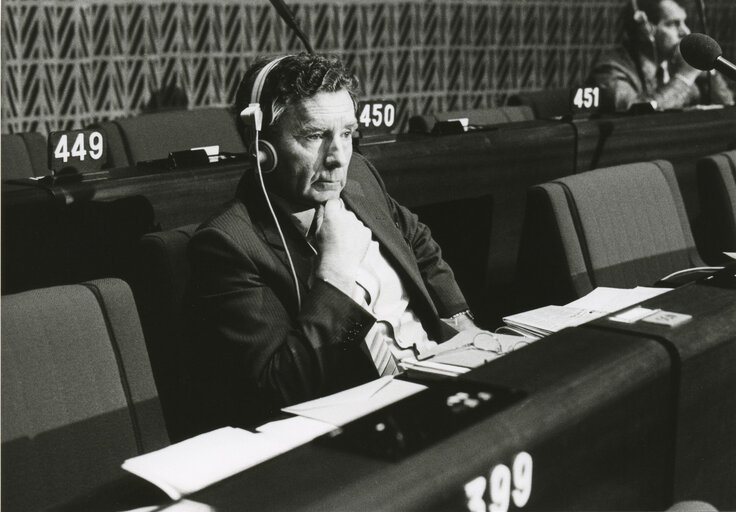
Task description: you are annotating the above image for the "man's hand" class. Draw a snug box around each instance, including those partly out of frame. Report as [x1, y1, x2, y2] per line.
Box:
[314, 199, 372, 296]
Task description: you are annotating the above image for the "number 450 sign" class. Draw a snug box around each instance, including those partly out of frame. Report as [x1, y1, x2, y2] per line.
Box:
[357, 100, 397, 136]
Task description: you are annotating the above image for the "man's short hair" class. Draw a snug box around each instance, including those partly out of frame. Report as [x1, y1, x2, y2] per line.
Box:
[234, 53, 360, 138]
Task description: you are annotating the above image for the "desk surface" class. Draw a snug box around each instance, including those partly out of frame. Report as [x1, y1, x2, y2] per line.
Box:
[179, 282, 735, 511]
[47, 281, 736, 511]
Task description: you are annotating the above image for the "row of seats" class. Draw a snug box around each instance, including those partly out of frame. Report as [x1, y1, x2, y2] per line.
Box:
[1, 88, 570, 180]
[0, 107, 247, 180]
[131, 153, 736, 441]
[3, 153, 735, 511]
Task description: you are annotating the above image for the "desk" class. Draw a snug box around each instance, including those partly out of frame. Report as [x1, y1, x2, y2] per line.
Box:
[45, 280, 735, 511]
[170, 282, 734, 511]
[574, 107, 736, 220]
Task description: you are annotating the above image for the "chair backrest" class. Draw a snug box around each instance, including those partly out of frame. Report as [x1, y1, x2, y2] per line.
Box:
[696, 150, 736, 262]
[1, 132, 48, 179]
[516, 160, 704, 308]
[408, 106, 534, 133]
[133, 224, 198, 441]
[91, 107, 247, 168]
[1, 278, 169, 511]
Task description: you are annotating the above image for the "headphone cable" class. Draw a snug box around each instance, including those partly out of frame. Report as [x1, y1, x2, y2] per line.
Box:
[254, 129, 303, 311]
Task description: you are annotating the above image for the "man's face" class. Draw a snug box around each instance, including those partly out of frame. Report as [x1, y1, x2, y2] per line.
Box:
[267, 89, 358, 208]
[654, 0, 690, 59]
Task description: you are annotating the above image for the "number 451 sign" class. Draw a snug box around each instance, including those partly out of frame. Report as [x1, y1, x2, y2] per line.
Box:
[48, 129, 107, 174]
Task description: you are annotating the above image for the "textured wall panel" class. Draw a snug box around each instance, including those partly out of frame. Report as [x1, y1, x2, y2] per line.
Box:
[2, 0, 734, 135]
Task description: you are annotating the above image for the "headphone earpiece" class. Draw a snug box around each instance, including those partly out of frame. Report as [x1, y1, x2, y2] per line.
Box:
[631, 0, 655, 43]
[240, 56, 290, 174]
[252, 140, 278, 173]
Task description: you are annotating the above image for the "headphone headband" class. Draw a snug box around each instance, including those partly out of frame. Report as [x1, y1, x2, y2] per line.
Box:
[250, 55, 289, 107]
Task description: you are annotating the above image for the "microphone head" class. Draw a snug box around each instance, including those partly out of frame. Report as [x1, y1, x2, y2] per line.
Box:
[680, 33, 722, 71]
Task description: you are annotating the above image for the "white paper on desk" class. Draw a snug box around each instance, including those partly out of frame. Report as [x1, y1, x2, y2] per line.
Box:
[123, 500, 217, 512]
[282, 376, 426, 426]
[256, 415, 336, 450]
[122, 427, 289, 500]
[566, 286, 671, 312]
[504, 305, 608, 334]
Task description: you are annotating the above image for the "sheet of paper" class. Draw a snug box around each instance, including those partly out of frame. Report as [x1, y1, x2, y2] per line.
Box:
[282, 376, 426, 426]
[256, 415, 336, 450]
[122, 427, 290, 500]
[565, 286, 670, 312]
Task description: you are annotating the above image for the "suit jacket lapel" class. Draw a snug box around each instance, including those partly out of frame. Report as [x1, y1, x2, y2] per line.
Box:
[240, 176, 314, 294]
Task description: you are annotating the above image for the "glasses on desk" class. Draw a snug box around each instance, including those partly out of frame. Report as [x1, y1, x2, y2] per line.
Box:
[470, 332, 530, 356]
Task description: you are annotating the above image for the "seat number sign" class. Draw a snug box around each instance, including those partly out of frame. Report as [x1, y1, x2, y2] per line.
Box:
[464, 452, 533, 512]
[571, 86, 600, 112]
[48, 129, 107, 174]
[357, 100, 397, 136]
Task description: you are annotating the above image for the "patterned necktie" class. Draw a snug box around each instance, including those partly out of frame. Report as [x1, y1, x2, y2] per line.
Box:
[368, 328, 399, 376]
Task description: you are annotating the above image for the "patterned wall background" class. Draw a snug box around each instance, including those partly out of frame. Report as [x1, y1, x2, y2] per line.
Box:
[2, 0, 734, 135]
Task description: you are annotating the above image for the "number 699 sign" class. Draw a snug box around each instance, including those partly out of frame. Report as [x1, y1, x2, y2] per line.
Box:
[48, 129, 107, 174]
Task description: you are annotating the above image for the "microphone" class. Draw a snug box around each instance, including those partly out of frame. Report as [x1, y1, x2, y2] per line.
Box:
[268, 0, 314, 53]
[680, 33, 736, 82]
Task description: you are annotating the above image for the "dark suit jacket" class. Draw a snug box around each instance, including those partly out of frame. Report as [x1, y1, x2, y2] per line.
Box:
[185, 153, 467, 431]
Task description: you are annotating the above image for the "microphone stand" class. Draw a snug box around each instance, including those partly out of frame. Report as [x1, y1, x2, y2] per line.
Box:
[695, 0, 712, 103]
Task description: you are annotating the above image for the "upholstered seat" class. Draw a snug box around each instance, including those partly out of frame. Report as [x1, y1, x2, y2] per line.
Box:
[516, 160, 705, 308]
[1, 132, 48, 179]
[133, 224, 198, 441]
[1, 278, 169, 511]
[90, 107, 246, 168]
[696, 150, 736, 263]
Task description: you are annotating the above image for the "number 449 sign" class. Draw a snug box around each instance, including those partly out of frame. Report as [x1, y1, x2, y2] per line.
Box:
[48, 129, 107, 174]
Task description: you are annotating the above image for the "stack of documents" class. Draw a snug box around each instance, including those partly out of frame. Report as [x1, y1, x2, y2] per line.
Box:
[501, 286, 671, 338]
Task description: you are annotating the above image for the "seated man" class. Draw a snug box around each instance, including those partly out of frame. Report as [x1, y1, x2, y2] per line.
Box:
[589, 0, 733, 111]
[185, 53, 475, 432]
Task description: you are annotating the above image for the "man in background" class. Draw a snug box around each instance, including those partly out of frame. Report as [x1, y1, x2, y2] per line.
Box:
[589, 0, 733, 111]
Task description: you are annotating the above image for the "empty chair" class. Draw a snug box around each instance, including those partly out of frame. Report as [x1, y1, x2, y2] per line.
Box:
[696, 150, 736, 264]
[90, 107, 247, 169]
[1, 278, 169, 511]
[408, 106, 534, 134]
[1, 132, 48, 180]
[133, 224, 197, 441]
[515, 160, 705, 308]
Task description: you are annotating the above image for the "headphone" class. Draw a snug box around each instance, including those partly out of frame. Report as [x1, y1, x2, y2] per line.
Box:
[239, 55, 303, 310]
[631, 0, 656, 43]
[239, 56, 290, 173]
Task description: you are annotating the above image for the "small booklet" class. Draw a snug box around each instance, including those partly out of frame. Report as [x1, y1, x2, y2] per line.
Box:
[500, 286, 671, 338]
